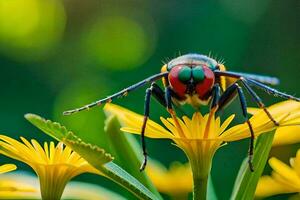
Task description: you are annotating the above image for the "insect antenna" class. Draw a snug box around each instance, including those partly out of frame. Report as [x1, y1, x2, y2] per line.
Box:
[63, 72, 169, 115]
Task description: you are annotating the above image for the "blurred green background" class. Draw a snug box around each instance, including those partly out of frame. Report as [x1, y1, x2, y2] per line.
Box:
[0, 0, 299, 199]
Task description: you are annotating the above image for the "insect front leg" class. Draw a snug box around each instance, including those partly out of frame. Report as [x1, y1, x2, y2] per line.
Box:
[210, 83, 221, 111]
[164, 86, 187, 141]
[239, 78, 279, 126]
[216, 83, 255, 172]
[165, 86, 180, 117]
[140, 82, 166, 171]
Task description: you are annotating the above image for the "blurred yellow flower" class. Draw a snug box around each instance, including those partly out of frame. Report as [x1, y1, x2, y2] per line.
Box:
[0, 0, 66, 60]
[0, 164, 16, 175]
[0, 163, 29, 195]
[104, 100, 300, 199]
[146, 161, 192, 200]
[0, 135, 100, 200]
[0, 173, 37, 198]
[255, 149, 300, 198]
[0, 172, 125, 200]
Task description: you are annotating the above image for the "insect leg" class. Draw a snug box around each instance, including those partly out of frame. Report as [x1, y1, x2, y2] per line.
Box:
[140, 88, 151, 171]
[151, 83, 167, 107]
[217, 83, 255, 172]
[210, 83, 221, 110]
[145, 82, 186, 115]
[239, 78, 279, 125]
[63, 72, 169, 115]
[164, 86, 187, 140]
[140, 83, 185, 170]
[140, 82, 166, 171]
[165, 86, 173, 110]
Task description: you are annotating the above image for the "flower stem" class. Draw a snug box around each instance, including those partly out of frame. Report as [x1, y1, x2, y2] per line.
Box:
[39, 167, 69, 200]
[193, 175, 208, 200]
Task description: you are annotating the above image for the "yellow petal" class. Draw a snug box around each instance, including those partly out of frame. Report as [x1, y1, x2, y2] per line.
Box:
[220, 100, 300, 141]
[272, 126, 300, 146]
[219, 114, 235, 134]
[267, 100, 300, 115]
[255, 175, 292, 197]
[269, 157, 300, 186]
[292, 150, 300, 177]
[220, 121, 274, 141]
[247, 107, 260, 115]
[104, 103, 144, 127]
[0, 164, 17, 174]
[0, 135, 100, 200]
[160, 117, 181, 137]
[249, 100, 300, 125]
[121, 127, 173, 138]
[105, 103, 174, 138]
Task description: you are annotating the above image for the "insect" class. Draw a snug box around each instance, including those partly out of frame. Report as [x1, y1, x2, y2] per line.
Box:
[63, 53, 300, 171]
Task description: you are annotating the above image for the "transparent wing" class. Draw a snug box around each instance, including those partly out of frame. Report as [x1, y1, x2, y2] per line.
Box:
[233, 72, 280, 85]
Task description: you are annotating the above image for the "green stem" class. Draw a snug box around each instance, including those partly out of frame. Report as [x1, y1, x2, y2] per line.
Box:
[193, 175, 208, 200]
[188, 147, 212, 200]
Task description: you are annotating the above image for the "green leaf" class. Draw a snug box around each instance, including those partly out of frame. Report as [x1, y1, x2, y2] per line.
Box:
[101, 162, 160, 200]
[104, 115, 161, 197]
[64, 134, 114, 167]
[25, 113, 160, 200]
[230, 130, 275, 200]
[25, 113, 68, 141]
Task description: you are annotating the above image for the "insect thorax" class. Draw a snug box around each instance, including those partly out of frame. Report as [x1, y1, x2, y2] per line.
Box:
[167, 54, 218, 71]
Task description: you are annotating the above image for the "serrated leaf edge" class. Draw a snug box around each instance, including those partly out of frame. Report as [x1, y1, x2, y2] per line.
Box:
[25, 113, 114, 162]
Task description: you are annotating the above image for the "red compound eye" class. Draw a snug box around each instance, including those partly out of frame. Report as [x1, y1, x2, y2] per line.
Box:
[195, 66, 215, 98]
[168, 66, 188, 98]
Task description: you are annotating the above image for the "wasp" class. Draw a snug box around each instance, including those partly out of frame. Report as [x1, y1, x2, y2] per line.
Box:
[64, 54, 300, 171]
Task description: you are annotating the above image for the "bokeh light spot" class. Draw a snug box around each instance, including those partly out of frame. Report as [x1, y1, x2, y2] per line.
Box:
[0, 0, 66, 60]
[220, 0, 271, 24]
[82, 16, 155, 70]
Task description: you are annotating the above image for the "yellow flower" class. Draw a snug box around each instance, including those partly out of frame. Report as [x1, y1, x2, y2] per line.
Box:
[146, 161, 192, 200]
[0, 172, 37, 198]
[104, 100, 300, 199]
[0, 163, 26, 194]
[0, 172, 125, 200]
[271, 126, 300, 146]
[248, 102, 300, 147]
[0, 164, 16, 175]
[0, 135, 100, 200]
[255, 149, 300, 198]
[105, 101, 299, 170]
